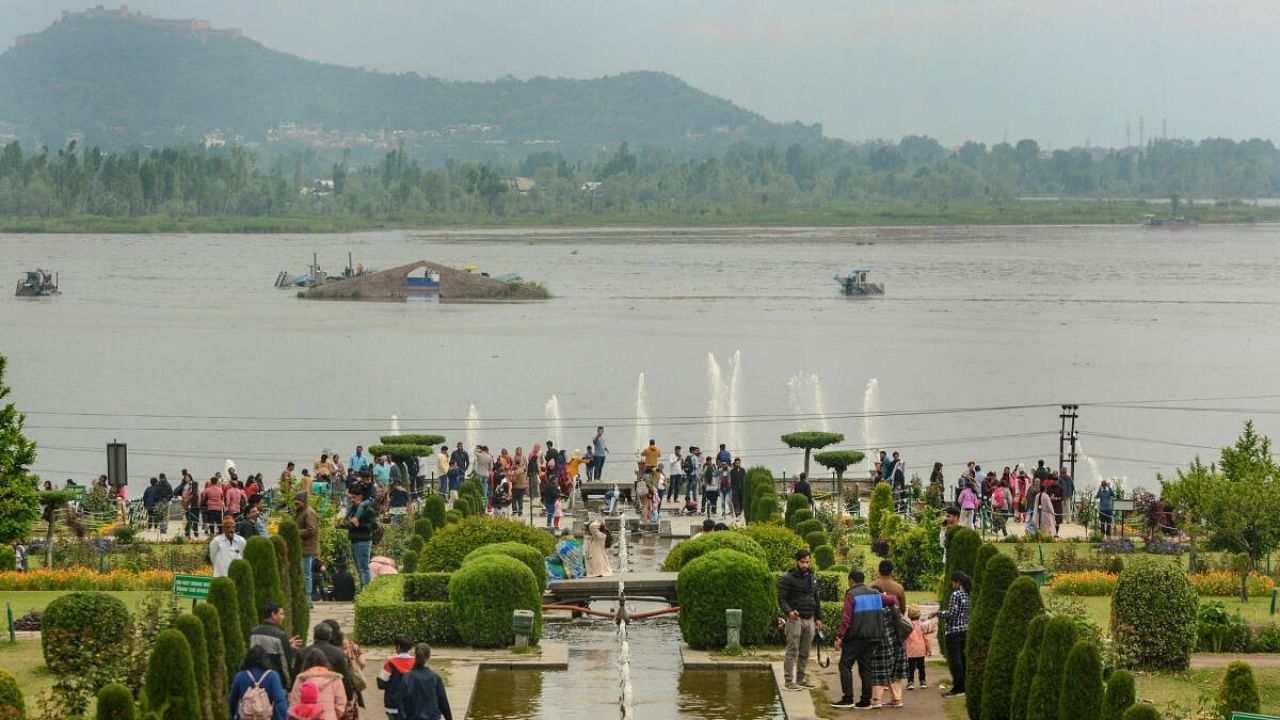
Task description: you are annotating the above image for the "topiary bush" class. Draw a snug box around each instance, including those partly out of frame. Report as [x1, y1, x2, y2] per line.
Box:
[803, 530, 827, 551]
[41, 591, 133, 684]
[0, 670, 24, 720]
[449, 555, 542, 648]
[814, 545, 835, 570]
[270, 535, 293, 634]
[785, 494, 810, 526]
[1122, 705, 1161, 720]
[967, 553, 1020, 720]
[660, 531, 767, 572]
[868, 482, 893, 539]
[172, 614, 212, 720]
[752, 494, 780, 523]
[401, 549, 419, 573]
[1010, 614, 1049, 720]
[403, 572, 453, 602]
[454, 496, 472, 517]
[1059, 641, 1104, 720]
[413, 517, 434, 542]
[277, 518, 308, 641]
[95, 682, 134, 720]
[0, 546, 15, 572]
[244, 536, 285, 629]
[1110, 558, 1198, 671]
[1215, 660, 1260, 720]
[743, 467, 774, 523]
[940, 527, 980, 607]
[140, 629, 200, 720]
[193, 604, 228, 720]
[465, 542, 549, 592]
[419, 515, 555, 571]
[444, 509, 462, 525]
[981, 577, 1044, 720]
[787, 508, 814, 530]
[733, 523, 808, 571]
[1025, 617, 1078, 720]
[677, 549, 778, 649]
[368, 443, 434, 466]
[206, 576, 245, 671]
[971, 543, 1000, 598]
[424, 495, 447, 529]
[354, 575, 460, 646]
[225, 559, 258, 645]
[380, 434, 446, 447]
[1101, 669, 1136, 720]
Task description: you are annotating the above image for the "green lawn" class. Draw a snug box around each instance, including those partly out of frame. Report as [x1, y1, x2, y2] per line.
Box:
[0, 637, 64, 714]
[0, 590, 163, 617]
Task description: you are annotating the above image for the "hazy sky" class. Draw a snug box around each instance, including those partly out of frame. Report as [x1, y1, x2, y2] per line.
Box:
[3, 0, 1279, 148]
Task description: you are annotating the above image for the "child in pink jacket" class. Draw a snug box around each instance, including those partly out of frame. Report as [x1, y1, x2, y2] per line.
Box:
[904, 604, 937, 689]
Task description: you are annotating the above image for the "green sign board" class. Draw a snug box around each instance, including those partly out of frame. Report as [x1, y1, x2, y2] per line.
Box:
[70, 485, 86, 502]
[1232, 714, 1280, 720]
[173, 574, 213, 600]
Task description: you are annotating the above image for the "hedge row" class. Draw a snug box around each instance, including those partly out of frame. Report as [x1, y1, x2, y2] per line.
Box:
[403, 572, 453, 602]
[354, 575, 461, 646]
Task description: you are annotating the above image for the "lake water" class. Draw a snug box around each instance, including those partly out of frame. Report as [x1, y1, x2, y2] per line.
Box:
[4, 224, 1280, 493]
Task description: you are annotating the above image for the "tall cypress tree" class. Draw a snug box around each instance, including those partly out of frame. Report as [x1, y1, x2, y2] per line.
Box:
[141, 630, 201, 720]
[1058, 641, 1104, 720]
[1025, 617, 1078, 720]
[244, 536, 285, 627]
[173, 614, 213, 720]
[206, 576, 245, 670]
[193, 603, 229, 720]
[227, 558, 258, 644]
[1010, 614, 1050, 720]
[966, 554, 1021, 720]
[278, 517, 309, 638]
[981, 577, 1044, 720]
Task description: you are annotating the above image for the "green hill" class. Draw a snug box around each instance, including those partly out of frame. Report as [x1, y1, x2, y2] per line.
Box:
[0, 10, 821, 160]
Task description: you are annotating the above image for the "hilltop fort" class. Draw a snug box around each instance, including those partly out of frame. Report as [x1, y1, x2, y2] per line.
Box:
[14, 5, 241, 47]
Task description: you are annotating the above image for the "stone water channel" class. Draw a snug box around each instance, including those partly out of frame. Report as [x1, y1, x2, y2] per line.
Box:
[466, 525, 785, 720]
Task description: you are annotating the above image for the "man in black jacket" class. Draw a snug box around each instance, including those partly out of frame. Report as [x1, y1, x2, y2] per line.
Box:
[297, 623, 353, 698]
[832, 569, 884, 709]
[249, 603, 299, 689]
[777, 549, 823, 690]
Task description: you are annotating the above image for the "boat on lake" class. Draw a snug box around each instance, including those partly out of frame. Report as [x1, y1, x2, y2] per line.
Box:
[835, 268, 884, 297]
[15, 269, 59, 297]
[1142, 214, 1197, 228]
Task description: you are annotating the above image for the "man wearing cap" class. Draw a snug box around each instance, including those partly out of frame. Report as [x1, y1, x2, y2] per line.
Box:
[295, 492, 320, 607]
[210, 515, 245, 577]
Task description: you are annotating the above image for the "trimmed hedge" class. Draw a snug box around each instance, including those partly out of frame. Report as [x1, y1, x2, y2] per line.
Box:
[141, 629, 200, 720]
[1102, 670, 1136, 720]
[1059, 641, 1104, 720]
[787, 508, 814, 530]
[734, 523, 808, 572]
[464, 542, 547, 592]
[815, 570, 846, 601]
[419, 516, 555, 571]
[0, 670, 23, 720]
[1121, 705, 1161, 720]
[414, 518, 434, 542]
[404, 572, 453, 602]
[1111, 558, 1198, 671]
[95, 682, 134, 720]
[1026, 617, 1078, 720]
[678, 549, 778, 649]
[1010, 614, 1049, 720]
[42, 591, 132, 682]
[967, 553, 1020, 720]
[814, 545, 835, 570]
[244, 536, 286, 630]
[661, 531, 766, 572]
[794, 519, 824, 540]
[369, 443, 432, 465]
[226, 559, 258, 645]
[804, 530, 827, 551]
[450, 555, 542, 648]
[1216, 660, 1261, 720]
[206, 576, 245, 671]
[981, 577, 1044, 720]
[868, 482, 893, 539]
[785, 494, 810, 525]
[753, 495, 780, 523]
[173, 614, 212, 720]
[353, 575, 460, 646]
[380, 434, 446, 447]
[193, 604, 228, 720]
[278, 518, 309, 641]
[401, 550, 419, 573]
[424, 495, 447, 530]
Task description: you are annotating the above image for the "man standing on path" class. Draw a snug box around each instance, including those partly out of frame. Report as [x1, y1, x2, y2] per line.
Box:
[250, 603, 300, 689]
[294, 492, 319, 608]
[933, 571, 971, 698]
[156, 473, 174, 534]
[209, 515, 245, 577]
[641, 439, 662, 472]
[778, 549, 823, 691]
[667, 445, 685, 502]
[450, 442, 470, 479]
[1057, 466, 1075, 524]
[729, 458, 746, 517]
[435, 445, 450, 496]
[349, 446, 371, 475]
[870, 559, 907, 615]
[833, 569, 883, 710]
[591, 426, 608, 480]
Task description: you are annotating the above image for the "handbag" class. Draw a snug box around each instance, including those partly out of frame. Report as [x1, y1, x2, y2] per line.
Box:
[895, 613, 914, 642]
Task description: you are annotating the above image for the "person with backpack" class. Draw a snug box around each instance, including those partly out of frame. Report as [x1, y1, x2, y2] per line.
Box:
[634, 472, 653, 524]
[702, 458, 719, 518]
[681, 449, 698, 500]
[378, 634, 415, 720]
[230, 645, 289, 720]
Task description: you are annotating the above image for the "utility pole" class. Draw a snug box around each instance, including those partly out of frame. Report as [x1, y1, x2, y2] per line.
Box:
[1058, 405, 1078, 481]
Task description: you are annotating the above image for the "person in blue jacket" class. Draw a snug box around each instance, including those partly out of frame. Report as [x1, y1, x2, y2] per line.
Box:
[230, 645, 290, 720]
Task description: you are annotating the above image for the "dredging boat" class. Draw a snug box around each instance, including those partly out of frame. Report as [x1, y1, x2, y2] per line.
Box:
[15, 269, 59, 297]
[834, 268, 884, 297]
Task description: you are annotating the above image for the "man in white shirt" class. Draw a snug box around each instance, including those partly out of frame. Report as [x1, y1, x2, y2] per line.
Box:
[667, 446, 685, 502]
[209, 516, 245, 577]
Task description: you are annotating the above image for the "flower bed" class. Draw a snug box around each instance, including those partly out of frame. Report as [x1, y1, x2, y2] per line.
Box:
[1049, 570, 1118, 596]
[0, 569, 184, 591]
[1187, 570, 1275, 598]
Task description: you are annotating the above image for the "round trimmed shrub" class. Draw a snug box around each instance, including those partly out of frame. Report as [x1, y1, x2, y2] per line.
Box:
[1110, 558, 1198, 671]
[206, 576, 245, 671]
[1026, 617, 1078, 720]
[0, 670, 24, 720]
[1102, 670, 1136, 720]
[981, 577, 1044, 720]
[1122, 705, 1161, 720]
[173, 614, 212, 720]
[868, 482, 893, 539]
[677, 549, 778, 649]
[967, 553, 1021, 720]
[444, 509, 462, 525]
[660, 531, 767, 572]
[448, 555, 542, 647]
[752, 495, 780, 523]
[424, 495, 447, 529]
[1215, 660, 1260, 720]
[95, 682, 134, 720]
[401, 549, 419, 573]
[226, 559, 258, 644]
[804, 530, 827, 551]
[465, 542, 549, 592]
[420, 516, 555, 571]
[141, 629, 200, 720]
[277, 518, 308, 640]
[788, 508, 814, 530]
[1010, 614, 1049, 720]
[193, 604, 228, 720]
[41, 591, 132, 681]
[244, 536, 286, 627]
[413, 517, 434, 541]
[454, 496, 472, 517]
[785, 494, 810, 525]
[407, 534, 425, 553]
[1059, 641, 1104, 720]
[814, 545, 835, 570]
[0, 546, 15, 572]
[794, 518, 824, 539]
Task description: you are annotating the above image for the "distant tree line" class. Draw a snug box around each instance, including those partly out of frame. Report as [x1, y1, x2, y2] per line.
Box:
[0, 135, 1277, 221]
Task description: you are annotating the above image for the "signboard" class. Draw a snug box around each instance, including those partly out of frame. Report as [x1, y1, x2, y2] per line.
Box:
[173, 574, 213, 600]
[1112, 499, 1135, 512]
[1231, 714, 1280, 720]
[70, 485, 86, 503]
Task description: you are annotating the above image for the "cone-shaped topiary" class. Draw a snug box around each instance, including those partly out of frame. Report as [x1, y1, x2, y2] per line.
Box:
[269, 535, 294, 635]
[1058, 641, 1104, 720]
[804, 530, 827, 551]
[1121, 705, 1161, 720]
[401, 549, 419, 573]
[971, 543, 1000, 600]
[967, 553, 1021, 720]
[1110, 558, 1198, 671]
[677, 548, 778, 649]
[244, 536, 286, 630]
[814, 545, 835, 570]
[449, 555, 542, 647]
[277, 518, 309, 639]
[794, 518, 824, 539]
[206, 576, 245, 671]
[1010, 615, 1050, 720]
[95, 682, 134, 720]
[752, 493, 779, 523]
[226, 559, 258, 645]
[193, 604, 228, 720]
[868, 482, 893, 539]
[981, 577, 1044, 720]
[1215, 660, 1261, 720]
[141, 629, 200, 720]
[1026, 617, 1078, 720]
[172, 614, 212, 720]
[938, 527, 979, 658]
[454, 496, 472, 517]
[414, 517, 433, 541]
[785, 494, 810, 526]
[1101, 670, 1136, 720]
[787, 508, 814, 530]
[0, 669, 24, 720]
[424, 495, 447, 529]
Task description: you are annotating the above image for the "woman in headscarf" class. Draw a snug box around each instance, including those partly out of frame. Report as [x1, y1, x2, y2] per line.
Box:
[1031, 481, 1057, 538]
[584, 517, 614, 577]
[510, 447, 528, 517]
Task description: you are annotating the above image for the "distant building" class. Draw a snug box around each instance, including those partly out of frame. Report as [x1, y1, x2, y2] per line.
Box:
[15, 5, 242, 47]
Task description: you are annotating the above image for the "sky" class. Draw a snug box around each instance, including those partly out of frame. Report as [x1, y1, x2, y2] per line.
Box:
[2, 0, 1279, 148]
